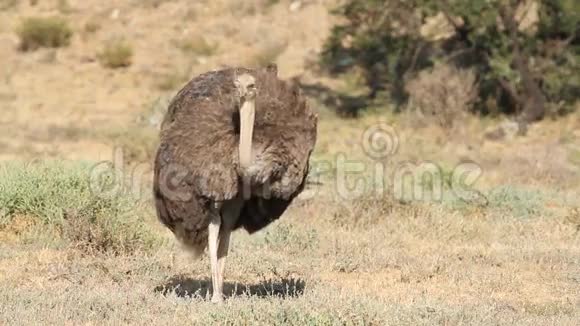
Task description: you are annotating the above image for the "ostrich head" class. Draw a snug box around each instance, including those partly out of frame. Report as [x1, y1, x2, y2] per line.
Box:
[234, 73, 257, 170]
[234, 73, 257, 101]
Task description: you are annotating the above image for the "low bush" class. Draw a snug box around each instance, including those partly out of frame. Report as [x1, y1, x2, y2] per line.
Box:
[406, 63, 478, 128]
[321, 0, 580, 122]
[98, 40, 133, 68]
[17, 16, 72, 51]
[0, 161, 160, 254]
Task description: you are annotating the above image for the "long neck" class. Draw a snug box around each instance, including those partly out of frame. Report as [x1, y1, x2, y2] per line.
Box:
[239, 99, 255, 169]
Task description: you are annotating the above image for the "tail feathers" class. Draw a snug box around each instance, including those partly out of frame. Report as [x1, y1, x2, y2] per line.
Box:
[153, 185, 173, 232]
[177, 235, 206, 258]
[154, 184, 207, 257]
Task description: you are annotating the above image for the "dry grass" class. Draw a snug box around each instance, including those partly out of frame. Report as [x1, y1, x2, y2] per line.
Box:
[0, 0, 579, 324]
[0, 0, 17, 10]
[1, 115, 579, 324]
[406, 63, 478, 128]
[98, 40, 133, 69]
[97, 125, 159, 163]
[155, 69, 190, 91]
[0, 161, 160, 254]
[0, 180, 578, 324]
[140, 0, 178, 9]
[83, 20, 100, 34]
[16, 16, 72, 51]
[56, 0, 72, 14]
[246, 40, 288, 68]
[175, 34, 218, 57]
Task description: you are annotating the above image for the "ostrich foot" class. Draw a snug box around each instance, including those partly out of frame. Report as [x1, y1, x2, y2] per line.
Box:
[211, 293, 224, 304]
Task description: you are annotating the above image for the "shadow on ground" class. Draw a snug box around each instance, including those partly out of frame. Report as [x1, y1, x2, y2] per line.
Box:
[154, 275, 306, 299]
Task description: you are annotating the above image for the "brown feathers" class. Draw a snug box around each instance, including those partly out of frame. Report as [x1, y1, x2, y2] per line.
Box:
[153, 65, 317, 251]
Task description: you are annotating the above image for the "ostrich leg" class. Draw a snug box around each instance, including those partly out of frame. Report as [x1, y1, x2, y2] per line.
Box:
[208, 204, 223, 303]
[216, 198, 243, 301]
[216, 226, 232, 296]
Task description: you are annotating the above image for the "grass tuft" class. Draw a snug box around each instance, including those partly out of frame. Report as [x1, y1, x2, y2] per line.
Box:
[16, 16, 73, 51]
[98, 40, 133, 69]
[0, 0, 17, 10]
[486, 186, 547, 218]
[175, 35, 218, 57]
[330, 196, 398, 229]
[0, 161, 160, 254]
[264, 223, 318, 252]
[83, 20, 101, 34]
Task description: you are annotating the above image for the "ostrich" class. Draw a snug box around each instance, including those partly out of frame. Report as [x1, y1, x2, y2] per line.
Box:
[153, 64, 317, 303]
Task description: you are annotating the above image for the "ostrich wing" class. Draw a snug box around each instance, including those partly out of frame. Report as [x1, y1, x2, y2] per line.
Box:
[157, 66, 317, 214]
[234, 70, 318, 233]
[157, 69, 249, 201]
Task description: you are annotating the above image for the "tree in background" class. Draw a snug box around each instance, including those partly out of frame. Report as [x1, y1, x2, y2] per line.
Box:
[320, 0, 579, 130]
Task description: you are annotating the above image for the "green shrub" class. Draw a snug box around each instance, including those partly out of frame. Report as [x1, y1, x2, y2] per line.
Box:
[98, 40, 133, 68]
[321, 0, 580, 121]
[17, 17, 73, 51]
[486, 186, 547, 218]
[0, 161, 160, 254]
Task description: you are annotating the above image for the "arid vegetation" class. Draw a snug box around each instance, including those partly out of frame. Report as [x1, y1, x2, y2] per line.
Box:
[16, 16, 72, 51]
[0, 0, 578, 324]
[98, 39, 133, 68]
[0, 161, 159, 254]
